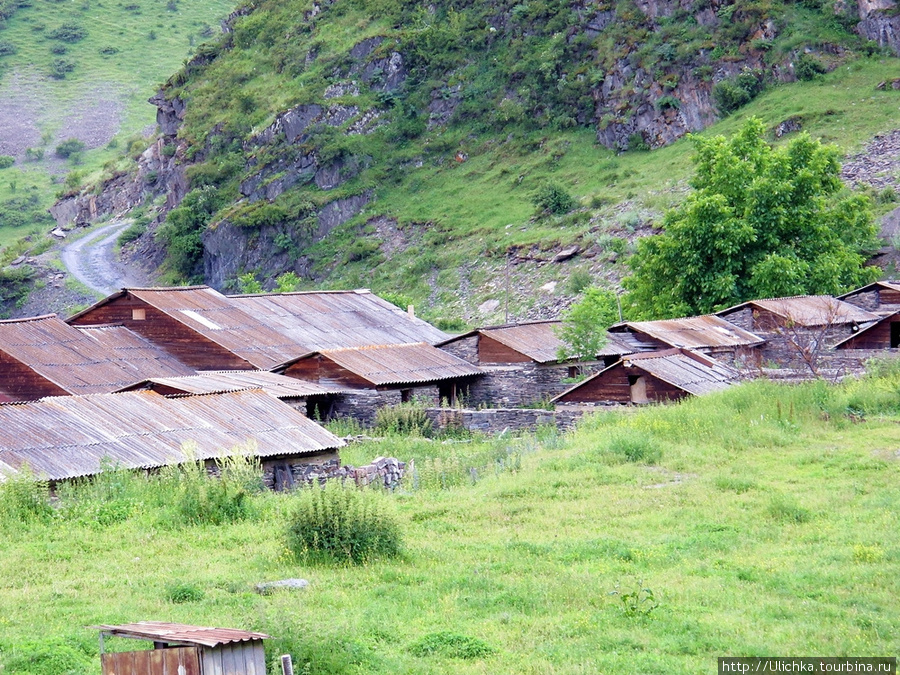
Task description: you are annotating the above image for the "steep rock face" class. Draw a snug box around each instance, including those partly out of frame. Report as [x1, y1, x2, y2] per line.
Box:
[202, 190, 372, 288]
[856, 0, 900, 54]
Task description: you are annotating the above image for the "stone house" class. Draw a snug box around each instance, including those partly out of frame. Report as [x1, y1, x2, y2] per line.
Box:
[716, 296, 879, 371]
[274, 342, 483, 425]
[552, 348, 740, 407]
[437, 320, 632, 407]
[607, 314, 765, 367]
[838, 280, 900, 315]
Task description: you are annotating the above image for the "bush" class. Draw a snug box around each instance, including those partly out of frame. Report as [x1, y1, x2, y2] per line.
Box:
[0, 155, 13, 168]
[55, 139, 85, 158]
[165, 582, 205, 603]
[409, 632, 495, 659]
[374, 403, 433, 437]
[0, 39, 16, 56]
[117, 219, 147, 245]
[712, 70, 765, 115]
[286, 482, 402, 564]
[532, 182, 576, 215]
[47, 22, 86, 42]
[0, 466, 53, 526]
[627, 132, 650, 152]
[49, 58, 76, 79]
[159, 454, 257, 526]
[795, 53, 827, 81]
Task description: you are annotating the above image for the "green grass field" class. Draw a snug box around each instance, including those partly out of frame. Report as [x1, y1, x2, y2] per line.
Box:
[2, 373, 899, 674]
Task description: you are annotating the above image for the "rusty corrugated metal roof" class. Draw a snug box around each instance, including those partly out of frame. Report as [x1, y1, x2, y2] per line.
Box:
[623, 349, 739, 395]
[833, 310, 900, 349]
[0, 389, 343, 481]
[117, 370, 349, 397]
[613, 315, 765, 349]
[553, 348, 739, 402]
[718, 295, 879, 327]
[310, 342, 482, 386]
[96, 622, 269, 647]
[0, 315, 194, 396]
[837, 280, 900, 300]
[228, 290, 450, 350]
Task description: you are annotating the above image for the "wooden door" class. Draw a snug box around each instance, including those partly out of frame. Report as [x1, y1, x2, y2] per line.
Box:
[102, 647, 201, 675]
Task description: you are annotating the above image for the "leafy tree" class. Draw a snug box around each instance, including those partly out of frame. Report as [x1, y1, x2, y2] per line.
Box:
[623, 118, 880, 319]
[156, 186, 222, 278]
[556, 287, 620, 364]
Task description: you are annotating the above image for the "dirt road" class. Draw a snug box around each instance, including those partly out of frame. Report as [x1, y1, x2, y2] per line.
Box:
[60, 220, 148, 296]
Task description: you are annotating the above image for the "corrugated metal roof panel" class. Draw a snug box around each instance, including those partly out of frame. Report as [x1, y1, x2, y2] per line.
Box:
[476, 321, 563, 363]
[96, 622, 270, 648]
[127, 287, 303, 369]
[0, 315, 194, 395]
[718, 295, 879, 327]
[319, 342, 482, 386]
[620, 315, 765, 349]
[117, 370, 349, 397]
[0, 389, 344, 481]
[625, 349, 739, 395]
[229, 290, 450, 351]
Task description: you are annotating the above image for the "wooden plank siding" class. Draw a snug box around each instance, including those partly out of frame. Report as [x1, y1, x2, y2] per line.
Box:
[101, 647, 200, 675]
[556, 364, 689, 404]
[283, 355, 374, 389]
[839, 319, 900, 349]
[200, 644, 266, 675]
[477, 334, 532, 364]
[69, 294, 254, 371]
[0, 349, 69, 401]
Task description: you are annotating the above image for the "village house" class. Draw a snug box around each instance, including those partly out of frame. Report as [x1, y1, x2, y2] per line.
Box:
[437, 320, 633, 407]
[0, 389, 344, 487]
[274, 342, 483, 424]
[607, 315, 766, 367]
[716, 295, 879, 371]
[838, 280, 900, 315]
[552, 348, 740, 407]
[0, 314, 194, 402]
[116, 370, 351, 418]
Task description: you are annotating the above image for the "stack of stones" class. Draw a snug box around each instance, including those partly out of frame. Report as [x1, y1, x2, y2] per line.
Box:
[286, 456, 407, 489]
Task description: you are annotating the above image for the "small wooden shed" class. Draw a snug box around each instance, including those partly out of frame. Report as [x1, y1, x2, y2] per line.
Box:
[96, 621, 270, 675]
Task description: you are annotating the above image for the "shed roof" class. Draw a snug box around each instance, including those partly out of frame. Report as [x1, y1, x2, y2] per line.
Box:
[228, 290, 449, 351]
[717, 296, 879, 327]
[96, 622, 270, 648]
[832, 310, 900, 349]
[0, 389, 344, 481]
[610, 315, 765, 350]
[0, 315, 194, 396]
[837, 280, 900, 300]
[117, 370, 349, 397]
[553, 348, 739, 402]
[68, 287, 304, 369]
[282, 342, 482, 386]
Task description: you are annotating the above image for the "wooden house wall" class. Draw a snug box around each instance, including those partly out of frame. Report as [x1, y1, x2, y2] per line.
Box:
[69, 295, 252, 370]
[283, 357, 373, 389]
[838, 320, 899, 349]
[477, 334, 531, 364]
[101, 647, 200, 675]
[0, 350, 69, 401]
[881, 288, 900, 307]
[201, 642, 266, 675]
[556, 365, 688, 404]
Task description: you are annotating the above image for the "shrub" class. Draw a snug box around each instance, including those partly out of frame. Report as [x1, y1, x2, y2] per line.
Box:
[712, 70, 765, 115]
[566, 268, 593, 295]
[374, 403, 434, 437]
[795, 53, 827, 81]
[49, 58, 76, 79]
[117, 219, 147, 245]
[47, 22, 86, 42]
[605, 428, 661, 464]
[25, 147, 44, 161]
[50, 43, 68, 54]
[627, 132, 650, 152]
[409, 632, 495, 659]
[0, 466, 53, 526]
[0, 155, 13, 168]
[159, 453, 256, 526]
[165, 582, 205, 603]
[286, 482, 402, 564]
[532, 182, 576, 215]
[55, 139, 85, 158]
[0, 39, 16, 56]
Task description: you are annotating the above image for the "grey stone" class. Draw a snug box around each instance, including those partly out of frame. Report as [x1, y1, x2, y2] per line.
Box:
[255, 579, 309, 594]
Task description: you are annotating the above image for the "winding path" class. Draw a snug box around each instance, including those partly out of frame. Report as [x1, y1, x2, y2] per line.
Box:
[60, 220, 146, 296]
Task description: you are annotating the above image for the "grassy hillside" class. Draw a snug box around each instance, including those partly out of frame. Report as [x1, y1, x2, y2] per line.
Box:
[2, 372, 899, 674]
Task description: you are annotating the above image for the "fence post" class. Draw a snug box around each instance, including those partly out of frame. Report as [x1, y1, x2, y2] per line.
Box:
[281, 654, 294, 675]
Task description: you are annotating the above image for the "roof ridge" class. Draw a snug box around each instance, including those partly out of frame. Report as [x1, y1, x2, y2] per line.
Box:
[0, 313, 58, 324]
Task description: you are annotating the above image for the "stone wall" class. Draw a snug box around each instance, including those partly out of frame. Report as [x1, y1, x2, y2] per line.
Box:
[263, 456, 407, 491]
[439, 335, 478, 364]
[465, 362, 583, 408]
[332, 386, 441, 426]
[426, 406, 586, 433]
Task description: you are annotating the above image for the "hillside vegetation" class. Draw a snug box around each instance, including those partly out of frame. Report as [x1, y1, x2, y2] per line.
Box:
[1, 371, 899, 673]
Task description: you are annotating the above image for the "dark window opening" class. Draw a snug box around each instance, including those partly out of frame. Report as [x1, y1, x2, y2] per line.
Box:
[400, 389, 412, 403]
[891, 322, 900, 348]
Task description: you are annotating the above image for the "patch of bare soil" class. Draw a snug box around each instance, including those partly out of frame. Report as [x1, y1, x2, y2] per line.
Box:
[0, 70, 44, 156]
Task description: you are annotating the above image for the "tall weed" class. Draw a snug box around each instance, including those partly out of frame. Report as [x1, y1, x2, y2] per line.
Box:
[0, 466, 53, 527]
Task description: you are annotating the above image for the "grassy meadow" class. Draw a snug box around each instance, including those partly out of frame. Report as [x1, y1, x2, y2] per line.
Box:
[2, 370, 899, 674]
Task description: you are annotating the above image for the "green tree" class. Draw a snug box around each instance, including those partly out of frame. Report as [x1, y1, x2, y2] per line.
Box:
[556, 287, 620, 364]
[623, 118, 880, 319]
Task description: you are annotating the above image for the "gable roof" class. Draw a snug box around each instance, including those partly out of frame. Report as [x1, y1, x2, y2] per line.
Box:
[438, 321, 634, 362]
[610, 315, 765, 350]
[68, 287, 304, 369]
[281, 342, 482, 387]
[117, 370, 350, 397]
[717, 296, 879, 327]
[553, 348, 739, 402]
[0, 389, 344, 481]
[837, 280, 900, 299]
[228, 290, 450, 351]
[0, 315, 193, 396]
